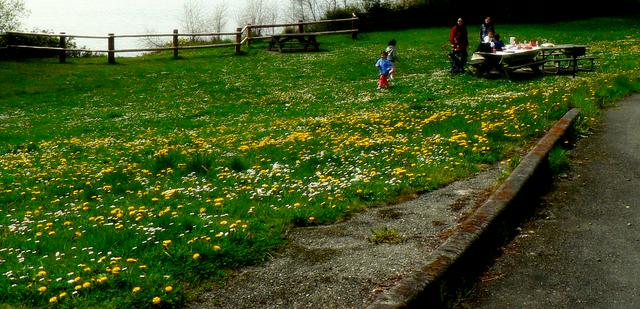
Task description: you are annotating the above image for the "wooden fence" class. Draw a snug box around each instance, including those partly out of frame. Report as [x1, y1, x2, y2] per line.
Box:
[0, 16, 358, 64]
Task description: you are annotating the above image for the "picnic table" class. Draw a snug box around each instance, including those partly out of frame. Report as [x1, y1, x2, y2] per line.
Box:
[268, 33, 320, 52]
[537, 44, 595, 77]
[471, 48, 544, 78]
[470, 44, 594, 78]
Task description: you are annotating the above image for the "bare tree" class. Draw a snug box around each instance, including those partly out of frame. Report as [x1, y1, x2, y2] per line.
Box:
[237, 0, 265, 26]
[263, 4, 279, 35]
[211, 1, 228, 40]
[182, 0, 210, 40]
[289, 0, 304, 21]
[322, 0, 340, 13]
[288, 0, 321, 21]
[307, 0, 322, 20]
[0, 0, 28, 32]
[237, 0, 279, 36]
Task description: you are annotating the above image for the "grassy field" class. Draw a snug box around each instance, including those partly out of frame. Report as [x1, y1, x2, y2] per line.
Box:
[1, 16, 639, 308]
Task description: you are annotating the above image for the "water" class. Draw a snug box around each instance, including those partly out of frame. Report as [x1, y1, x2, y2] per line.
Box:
[21, 0, 279, 55]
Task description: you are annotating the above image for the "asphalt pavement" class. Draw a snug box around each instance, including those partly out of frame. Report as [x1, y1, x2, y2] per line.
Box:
[455, 93, 640, 308]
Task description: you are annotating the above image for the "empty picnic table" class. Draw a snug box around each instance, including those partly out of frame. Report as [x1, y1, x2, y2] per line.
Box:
[268, 33, 320, 52]
[537, 44, 594, 77]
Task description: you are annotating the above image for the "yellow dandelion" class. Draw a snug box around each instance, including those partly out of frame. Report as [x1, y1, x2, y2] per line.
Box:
[213, 245, 221, 251]
[162, 240, 172, 247]
[132, 286, 141, 293]
[37, 270, 47, 277]
[192, 253, 201, 260]
[164, 285, 173, 292]
[152, 296, 161, 304]
[82, 282, 91, 288]
[308, 216, 316, 222]
[49, 296, 58, 303]
[38, 286, 47, 293]
[59, 292, 67, 298]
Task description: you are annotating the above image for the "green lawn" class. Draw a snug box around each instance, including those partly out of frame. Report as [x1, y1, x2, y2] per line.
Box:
[1, 16, 639, 308]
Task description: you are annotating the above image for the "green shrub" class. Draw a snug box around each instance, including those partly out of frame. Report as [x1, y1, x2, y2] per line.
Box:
[0, 30, 89, 60]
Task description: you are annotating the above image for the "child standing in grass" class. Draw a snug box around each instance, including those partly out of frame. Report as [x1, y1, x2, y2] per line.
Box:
[385, 39, 399, 80]
[375, 50, 392, 90]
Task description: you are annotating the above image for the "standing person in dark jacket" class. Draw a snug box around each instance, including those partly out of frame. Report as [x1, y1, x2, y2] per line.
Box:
[479, 16, 495, 43]
[449, 17, 469, 73]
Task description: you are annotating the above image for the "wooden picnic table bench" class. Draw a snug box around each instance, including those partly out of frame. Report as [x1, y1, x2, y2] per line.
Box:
[268, 33, 320, 52]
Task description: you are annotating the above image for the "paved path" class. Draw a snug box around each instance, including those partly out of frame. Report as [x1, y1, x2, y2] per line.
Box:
[457, 93, 640, 308]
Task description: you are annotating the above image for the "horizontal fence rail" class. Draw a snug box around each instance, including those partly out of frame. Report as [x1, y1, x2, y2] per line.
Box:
[241, 16, 358, 46]
[1, 16, 358, 64]
[2, 30, 243, 63]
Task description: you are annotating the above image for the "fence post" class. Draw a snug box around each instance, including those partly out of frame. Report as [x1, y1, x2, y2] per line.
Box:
[108, 33, 115, 64]
[247, 24, 252, 47]
[173, 29, 179, 58]
[351, 13, 358, 40]
[298, 20, 304, 33]
[59, 32, 66, 63]
[235, 27, 242, 54]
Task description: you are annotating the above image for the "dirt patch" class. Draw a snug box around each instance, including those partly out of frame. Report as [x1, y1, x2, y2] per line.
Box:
[187, 165, 504, 309]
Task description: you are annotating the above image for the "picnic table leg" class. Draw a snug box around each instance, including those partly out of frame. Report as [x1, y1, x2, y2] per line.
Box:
[277, 39, 283, 52]
[311, 36, 319, 51]
[530, 63, 543, 75]
[300, 37, 309, 51]
[269, 38, 276, 51]
[502, 67, 511, 79]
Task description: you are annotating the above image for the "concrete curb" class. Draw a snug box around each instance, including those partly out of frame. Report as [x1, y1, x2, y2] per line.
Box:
[367, 108, 581, 308]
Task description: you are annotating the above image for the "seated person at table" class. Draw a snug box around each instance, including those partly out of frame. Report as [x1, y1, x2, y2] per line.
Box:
[479, 16, 495, 43]
[493, 33, 505, 51]
[476, 30, 501, 52]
